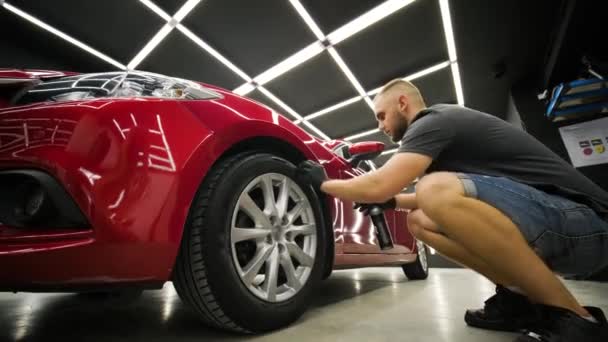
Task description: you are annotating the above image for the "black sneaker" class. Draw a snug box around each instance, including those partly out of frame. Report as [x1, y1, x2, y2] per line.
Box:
[515, 305, 608, 341]
[465, 285, 540, 332]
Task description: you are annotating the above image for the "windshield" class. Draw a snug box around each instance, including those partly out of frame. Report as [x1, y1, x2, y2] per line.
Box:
[13, 71, 220, 105]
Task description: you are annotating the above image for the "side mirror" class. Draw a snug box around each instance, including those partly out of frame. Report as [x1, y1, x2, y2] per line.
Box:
[347, 141, 385, 167]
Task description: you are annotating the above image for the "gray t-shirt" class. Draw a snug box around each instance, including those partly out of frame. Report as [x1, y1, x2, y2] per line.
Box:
[398, 104, 608, 217]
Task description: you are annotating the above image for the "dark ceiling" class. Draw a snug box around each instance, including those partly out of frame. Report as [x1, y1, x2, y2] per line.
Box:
[0, 0, 562, 165]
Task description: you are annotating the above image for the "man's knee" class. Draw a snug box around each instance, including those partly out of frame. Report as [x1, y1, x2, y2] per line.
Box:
[416, 172, 464, 213]
[407, 209, 435, 238]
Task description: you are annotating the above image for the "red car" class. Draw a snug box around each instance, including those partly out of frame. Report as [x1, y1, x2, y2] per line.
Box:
[0, 69, 428, 333]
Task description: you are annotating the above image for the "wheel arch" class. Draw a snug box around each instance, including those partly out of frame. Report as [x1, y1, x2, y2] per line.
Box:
[170, 123, 335, 280]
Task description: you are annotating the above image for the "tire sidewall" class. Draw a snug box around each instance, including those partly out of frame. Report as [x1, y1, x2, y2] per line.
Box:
[417, 243, 429, 276]
[193, 153, 326, 331]
[404, 241, 429, 280]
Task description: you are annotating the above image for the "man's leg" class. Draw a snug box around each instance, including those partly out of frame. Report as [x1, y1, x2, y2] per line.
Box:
[414, 172, 588, 317]
[407, 209, 510, 285]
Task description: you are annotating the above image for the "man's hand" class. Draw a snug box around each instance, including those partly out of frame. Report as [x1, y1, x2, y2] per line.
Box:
[353, 197, 397, 215]
[295, 160, 328, 191]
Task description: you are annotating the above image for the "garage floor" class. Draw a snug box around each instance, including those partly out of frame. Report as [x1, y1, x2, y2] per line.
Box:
[1, 268, 606, 342]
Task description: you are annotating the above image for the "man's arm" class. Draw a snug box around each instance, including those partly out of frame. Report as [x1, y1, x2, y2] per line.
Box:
[320, 152, 432, 203]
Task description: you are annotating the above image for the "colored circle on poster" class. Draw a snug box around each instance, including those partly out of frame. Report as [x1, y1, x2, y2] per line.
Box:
[583, 148, 593, 155]
[595, 145, 605, 154]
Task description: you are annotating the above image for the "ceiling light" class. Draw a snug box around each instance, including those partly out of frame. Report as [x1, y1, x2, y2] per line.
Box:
[302, 61, 452, 122]
[405, 60, 451, 81]
[233, 83, 256, 95]
[139, 0, 172, 21]
[258, 87, 330, 140]
[232, 41, 325, 93]
[299, 60, 453, 129]
[439, 0, 465, 105]
[177, 25, 252, 82]
[292, 1, 376, 112]
[327, 47, 368, 98]
[368, 60, 451, 95]
[128, 23, 173, 70]
[363, 96, 375, 109]
[302, 121, 331, 140]
[288, 0, 325, 40]
[254, 41, 324, 85]
[3, 2, 126, 70]
[327, 0, 416, 45]
[451, 62, 465, 105]
[367, 87, 381, 97]
[257, 87, 303, 120]
[306, 96, 362, 121]
[381, 147, 398, 155]
[344, 128, 379, 141]
[439, 0, 457, 62]
[231, 0, 417, 97]
[173, 0, 201, 22]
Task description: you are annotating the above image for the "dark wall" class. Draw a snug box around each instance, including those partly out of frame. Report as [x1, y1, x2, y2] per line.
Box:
[509, 0, 608, 192]
[511, 78, 608, 192]
[451, 0, 559, 119]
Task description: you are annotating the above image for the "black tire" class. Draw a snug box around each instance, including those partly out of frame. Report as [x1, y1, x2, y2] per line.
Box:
[402, 241, 429, 280]
[173, 152, 327, 333]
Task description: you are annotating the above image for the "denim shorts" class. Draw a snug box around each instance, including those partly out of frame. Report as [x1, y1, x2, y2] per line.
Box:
[458, 173, 608, 278]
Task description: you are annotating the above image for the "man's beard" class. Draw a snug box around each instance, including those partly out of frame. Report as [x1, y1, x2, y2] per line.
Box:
[390, 114, 408, 143]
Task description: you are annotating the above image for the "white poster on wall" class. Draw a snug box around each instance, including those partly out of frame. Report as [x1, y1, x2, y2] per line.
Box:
[558, 116, 608, 167]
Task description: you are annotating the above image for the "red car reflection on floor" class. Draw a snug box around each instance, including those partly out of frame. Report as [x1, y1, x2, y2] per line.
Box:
[0, 69, 428, 333]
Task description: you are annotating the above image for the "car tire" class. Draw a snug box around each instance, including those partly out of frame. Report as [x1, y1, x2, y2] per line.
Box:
[402, 240, 429, 280]
[173, 152, 327, 333]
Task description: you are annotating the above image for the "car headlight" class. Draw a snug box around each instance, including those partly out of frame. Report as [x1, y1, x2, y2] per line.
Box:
[14, 71, 222, 105]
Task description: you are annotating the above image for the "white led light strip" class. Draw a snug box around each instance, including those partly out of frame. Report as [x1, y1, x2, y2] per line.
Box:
[258, 87, 330, 140]
[300, 60, 452, 126]
[128, 23, 173, 70]
[130, 0, 201, 70]
[135, 1, 330, 140]
[139, 0, 172, 21]
[2, 2, 126, 70]
[177, 24, 252, 82]
[327, 47, 375, 109]
[234, 0, 417, 95]
[289, 0, 375, 112]
[295, 95, 362, 124]
[326, 0, 416, 46]
[439, 0, 464, 106]
[288, 0, 324, 40]
[367, 61, 451, 96]
[246, 41, 324, 88]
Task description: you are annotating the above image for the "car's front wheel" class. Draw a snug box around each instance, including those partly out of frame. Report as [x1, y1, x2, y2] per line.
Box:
[173, 152, 327, 333]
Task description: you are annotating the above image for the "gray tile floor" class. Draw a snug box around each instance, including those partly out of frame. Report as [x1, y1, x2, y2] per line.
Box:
[1, 268, 606, 342]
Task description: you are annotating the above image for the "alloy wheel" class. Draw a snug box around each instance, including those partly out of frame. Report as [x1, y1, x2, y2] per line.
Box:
[230, 173, 317, 302]
[416, 239, 428, 273]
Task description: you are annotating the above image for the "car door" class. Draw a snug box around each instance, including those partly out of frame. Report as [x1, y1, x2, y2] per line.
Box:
[363, 159, 415, 253]
[330, 144, 411, 254]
